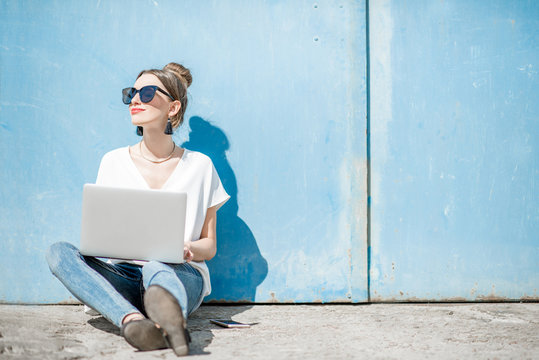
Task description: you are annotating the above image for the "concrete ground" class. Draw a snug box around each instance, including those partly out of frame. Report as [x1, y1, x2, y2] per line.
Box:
[0, 303, 537, 359]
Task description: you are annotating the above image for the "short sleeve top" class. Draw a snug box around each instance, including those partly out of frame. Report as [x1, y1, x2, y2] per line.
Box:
[95, 146, 230, 300]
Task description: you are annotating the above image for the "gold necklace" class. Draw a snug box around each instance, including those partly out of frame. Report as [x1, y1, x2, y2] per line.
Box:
[139, 141, 176, 164]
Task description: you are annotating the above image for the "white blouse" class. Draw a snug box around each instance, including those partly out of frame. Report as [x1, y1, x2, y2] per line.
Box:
[95, 146, 230, 302]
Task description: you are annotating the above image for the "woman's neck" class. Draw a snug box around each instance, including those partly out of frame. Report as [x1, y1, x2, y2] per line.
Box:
[141, 128, 175, 158]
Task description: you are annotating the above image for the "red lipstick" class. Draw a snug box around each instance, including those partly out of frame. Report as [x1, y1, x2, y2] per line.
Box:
[130, 108, 145, 114]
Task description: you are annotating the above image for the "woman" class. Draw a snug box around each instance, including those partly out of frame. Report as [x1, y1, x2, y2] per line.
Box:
[46, 62, 229, 356]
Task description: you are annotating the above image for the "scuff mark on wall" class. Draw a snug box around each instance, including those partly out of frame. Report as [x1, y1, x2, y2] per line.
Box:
[339, 156, 368, 302]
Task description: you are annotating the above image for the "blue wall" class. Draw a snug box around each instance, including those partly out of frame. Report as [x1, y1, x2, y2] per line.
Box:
[369, 0, 538, 300]
[1, 0, 536, 304]
[0, 1, 368, 303]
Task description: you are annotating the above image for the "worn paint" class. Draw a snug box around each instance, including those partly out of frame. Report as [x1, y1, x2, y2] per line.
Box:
[4, 0, 532, 305]
[209, 0, 369, 304]
[0, 1, 368, 303]
[369, 0, 539, 301]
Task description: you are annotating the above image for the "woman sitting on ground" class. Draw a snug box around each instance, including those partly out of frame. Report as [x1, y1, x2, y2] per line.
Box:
[46, 62, 229, 356]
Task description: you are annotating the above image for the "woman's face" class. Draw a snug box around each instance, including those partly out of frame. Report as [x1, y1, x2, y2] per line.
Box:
[129, 73, 173, 129]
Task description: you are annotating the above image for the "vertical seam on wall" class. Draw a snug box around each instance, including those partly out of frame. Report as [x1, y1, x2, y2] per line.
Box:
[365, 0, 372, 303]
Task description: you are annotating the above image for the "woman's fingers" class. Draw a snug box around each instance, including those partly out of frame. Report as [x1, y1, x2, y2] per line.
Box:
[183, 247, 194, 262]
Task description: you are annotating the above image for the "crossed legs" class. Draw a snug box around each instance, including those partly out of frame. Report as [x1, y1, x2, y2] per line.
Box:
[46, 241, 203, 355]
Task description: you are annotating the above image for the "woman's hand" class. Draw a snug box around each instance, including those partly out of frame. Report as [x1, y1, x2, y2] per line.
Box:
[183, 241, 194, 262]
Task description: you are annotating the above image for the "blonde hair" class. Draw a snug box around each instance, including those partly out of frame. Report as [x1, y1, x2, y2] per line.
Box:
[137, 62, 192, 128]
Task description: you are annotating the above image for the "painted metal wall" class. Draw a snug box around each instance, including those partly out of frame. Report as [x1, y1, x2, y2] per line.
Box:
[0, 1, 368, 303]
[5, 0, 533, 305]
[370, 0, 538, 301]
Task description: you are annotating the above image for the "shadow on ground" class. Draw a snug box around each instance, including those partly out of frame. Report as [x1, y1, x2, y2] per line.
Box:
[87, 317, 120, 335]
[87, 305, 254, 355]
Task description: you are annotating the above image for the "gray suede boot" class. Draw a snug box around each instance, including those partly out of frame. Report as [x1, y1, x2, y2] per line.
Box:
[144, 285, 191, 356]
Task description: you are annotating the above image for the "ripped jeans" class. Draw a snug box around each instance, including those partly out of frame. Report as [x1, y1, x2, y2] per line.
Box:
[46, 242, 203, 327]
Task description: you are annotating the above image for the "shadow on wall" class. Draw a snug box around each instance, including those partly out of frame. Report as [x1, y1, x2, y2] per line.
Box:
[182, 116, 268, 302]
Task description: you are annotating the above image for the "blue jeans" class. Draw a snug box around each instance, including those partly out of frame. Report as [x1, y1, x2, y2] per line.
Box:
[46, 242, 203, 328]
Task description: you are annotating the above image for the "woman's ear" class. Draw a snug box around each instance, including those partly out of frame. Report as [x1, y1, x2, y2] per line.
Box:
[169, 100, 181, 117]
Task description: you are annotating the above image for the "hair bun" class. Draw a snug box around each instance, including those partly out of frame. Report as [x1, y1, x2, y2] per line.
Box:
[163, 62, 192, 88]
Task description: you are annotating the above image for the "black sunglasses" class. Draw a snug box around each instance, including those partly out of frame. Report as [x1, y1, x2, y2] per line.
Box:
[122, 85, 175, 105]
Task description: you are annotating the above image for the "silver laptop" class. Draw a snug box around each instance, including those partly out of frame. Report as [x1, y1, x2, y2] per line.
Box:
[80, 184, 187, 263]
